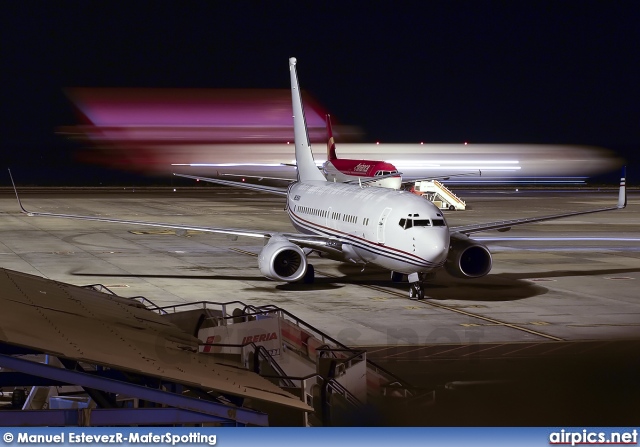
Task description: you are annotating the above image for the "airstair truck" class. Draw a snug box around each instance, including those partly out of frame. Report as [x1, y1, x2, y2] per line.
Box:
[410, 180, 466, 211]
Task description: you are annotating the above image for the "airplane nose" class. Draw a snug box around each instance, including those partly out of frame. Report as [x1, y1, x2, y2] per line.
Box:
[420, 231, 450, 266]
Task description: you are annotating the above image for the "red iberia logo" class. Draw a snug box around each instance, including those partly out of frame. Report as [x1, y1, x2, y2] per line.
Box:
[242, 332, 278, 344]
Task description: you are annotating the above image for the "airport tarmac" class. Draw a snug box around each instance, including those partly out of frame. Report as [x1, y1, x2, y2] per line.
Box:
[1, 186, 639, 424]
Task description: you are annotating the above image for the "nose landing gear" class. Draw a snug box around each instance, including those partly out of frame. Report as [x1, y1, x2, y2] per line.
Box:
[409, 282, 424, 300]
[407, 272, 425, 300]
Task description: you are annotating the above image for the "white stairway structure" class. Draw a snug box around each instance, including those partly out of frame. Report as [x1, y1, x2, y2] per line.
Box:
[411, 180, 467, 211]
[157, 300, 435, 426]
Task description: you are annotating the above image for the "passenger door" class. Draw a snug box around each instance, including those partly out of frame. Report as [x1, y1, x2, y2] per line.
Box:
[377, 207, 392, 244]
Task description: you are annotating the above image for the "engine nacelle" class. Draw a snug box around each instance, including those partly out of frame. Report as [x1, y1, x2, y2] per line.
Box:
[444, 233, 493, 279]
[258, 236, 308, 282]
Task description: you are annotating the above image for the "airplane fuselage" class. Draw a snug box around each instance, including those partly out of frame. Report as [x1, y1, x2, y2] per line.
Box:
[286, 180, 449, 274]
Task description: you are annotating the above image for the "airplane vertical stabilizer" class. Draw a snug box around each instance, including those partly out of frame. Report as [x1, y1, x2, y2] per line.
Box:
[326, 114, 338, 161]
[289, 57, 326, 182]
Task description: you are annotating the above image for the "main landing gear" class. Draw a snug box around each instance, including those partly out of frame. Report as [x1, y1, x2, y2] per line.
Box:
[301, 264, 315, 284]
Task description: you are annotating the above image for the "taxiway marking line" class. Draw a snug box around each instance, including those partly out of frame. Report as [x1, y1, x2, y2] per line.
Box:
[417, 299, 564, 341]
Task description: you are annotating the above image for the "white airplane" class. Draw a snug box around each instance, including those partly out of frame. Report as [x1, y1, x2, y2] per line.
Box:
[11, 57, 627, 300]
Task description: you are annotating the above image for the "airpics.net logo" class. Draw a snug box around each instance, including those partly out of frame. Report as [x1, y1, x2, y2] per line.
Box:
[549, 429, 638, 446]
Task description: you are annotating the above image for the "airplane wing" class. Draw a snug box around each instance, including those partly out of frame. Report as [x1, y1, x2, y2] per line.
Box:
[451, 167, 627, 235]
[220, 173, 295, 182]
[343, 171, 404, 186]
[9, 170, 342, 253]
[173, 173, 289, 196]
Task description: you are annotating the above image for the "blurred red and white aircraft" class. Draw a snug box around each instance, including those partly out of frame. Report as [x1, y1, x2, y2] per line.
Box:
[321, 115, 402, 189]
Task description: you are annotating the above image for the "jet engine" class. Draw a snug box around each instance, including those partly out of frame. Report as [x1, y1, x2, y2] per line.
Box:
[258, 236, 308, 282]
[444, 233, 492, 278]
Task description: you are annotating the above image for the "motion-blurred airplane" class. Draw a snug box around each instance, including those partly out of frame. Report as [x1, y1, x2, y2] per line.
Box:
[215, 114, 403, 188]
[12, 58, 627, 300]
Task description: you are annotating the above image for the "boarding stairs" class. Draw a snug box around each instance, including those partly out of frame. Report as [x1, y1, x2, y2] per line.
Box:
[152, 300, 435, 426]
[412, 180, 466, 211]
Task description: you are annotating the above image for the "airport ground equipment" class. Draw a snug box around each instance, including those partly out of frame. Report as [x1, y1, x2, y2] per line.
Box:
[155, 300, 435, 426]
[410, 180, 466, 210]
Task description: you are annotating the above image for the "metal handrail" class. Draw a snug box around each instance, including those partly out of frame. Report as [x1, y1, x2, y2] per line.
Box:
[81, 284, 117, 295]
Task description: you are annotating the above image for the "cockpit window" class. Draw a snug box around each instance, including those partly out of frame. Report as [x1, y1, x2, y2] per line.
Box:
[413, 219, 431, 227]
[399, 218, 432, 229]
[432, 219, 446, 226]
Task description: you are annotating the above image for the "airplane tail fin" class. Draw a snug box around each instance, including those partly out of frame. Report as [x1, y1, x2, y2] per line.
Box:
[618, 166, 627, 209]
[289, 58, 326, 182]
[326, 114, 338, 161]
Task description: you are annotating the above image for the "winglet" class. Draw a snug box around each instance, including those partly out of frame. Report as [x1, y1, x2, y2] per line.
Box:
[618, 166, 627, 209]
[8, 169, 29, 214]
[326, 114, 337, 161]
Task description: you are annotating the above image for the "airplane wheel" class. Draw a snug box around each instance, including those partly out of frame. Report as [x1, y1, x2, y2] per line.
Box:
[409, 283, 424, 300]
[391, 271, 403, 282]
[303, 264, 315, 284]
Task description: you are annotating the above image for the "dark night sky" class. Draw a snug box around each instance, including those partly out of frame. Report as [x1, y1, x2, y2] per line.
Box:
[2, 1, 638, 185]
